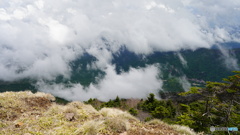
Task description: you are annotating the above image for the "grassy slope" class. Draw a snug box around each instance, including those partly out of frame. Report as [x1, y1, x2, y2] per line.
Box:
[0, 91, 197, 135]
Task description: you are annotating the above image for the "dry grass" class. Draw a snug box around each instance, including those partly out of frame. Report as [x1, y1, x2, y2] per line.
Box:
[99, 108, 138, 122]
[104, 117, 130, 133]
[170, 124, 197, 135]
[0, 91, 198, 135]
[77, 120, 105, 135]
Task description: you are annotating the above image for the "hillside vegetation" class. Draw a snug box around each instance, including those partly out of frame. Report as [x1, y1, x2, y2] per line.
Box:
[86, 71, 240, 134]
[0, 91, 197, 135]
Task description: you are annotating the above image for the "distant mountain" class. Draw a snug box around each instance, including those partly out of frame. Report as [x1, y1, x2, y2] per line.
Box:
[211, 42, 240, 49]
[0, 47, 240, 94]
[112, 47, 240, 92]
[225, 42, 240, 48]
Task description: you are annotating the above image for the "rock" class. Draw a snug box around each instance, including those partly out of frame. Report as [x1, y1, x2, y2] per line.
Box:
[65, 113, 75, 121]
[15, 122, 23, 128]
[120, 132, 127, 135]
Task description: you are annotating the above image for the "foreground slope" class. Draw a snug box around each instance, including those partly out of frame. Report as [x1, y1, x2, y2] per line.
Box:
[0, 91, 197, 135]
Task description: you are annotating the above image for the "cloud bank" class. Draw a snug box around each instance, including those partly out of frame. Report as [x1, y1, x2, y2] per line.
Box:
[0, 0, 240, 100]
[36, 65, 162, 101]
[0, 0, 240, 81]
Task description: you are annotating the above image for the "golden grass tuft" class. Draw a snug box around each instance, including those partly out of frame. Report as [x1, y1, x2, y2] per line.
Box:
[99, 108, 138, 122]
[170, 124, 197, 135]
[77, 120, 105, 135]
[104, 117, 129, 133]
[147, 119, 168, 125]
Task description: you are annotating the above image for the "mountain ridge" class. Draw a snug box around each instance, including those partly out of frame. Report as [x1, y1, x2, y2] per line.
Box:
[1, 47, 239, 95]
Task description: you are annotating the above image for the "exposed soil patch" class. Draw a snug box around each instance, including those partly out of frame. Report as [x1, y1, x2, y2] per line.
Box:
[24, 97, 51, 109]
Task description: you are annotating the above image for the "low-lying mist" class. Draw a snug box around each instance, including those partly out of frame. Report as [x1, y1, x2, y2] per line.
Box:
[0, 0, 240, 100]
[36, 65, 162, 101]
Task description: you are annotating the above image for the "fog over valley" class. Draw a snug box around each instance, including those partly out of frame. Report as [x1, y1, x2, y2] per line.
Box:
[0, 0, 240, 101]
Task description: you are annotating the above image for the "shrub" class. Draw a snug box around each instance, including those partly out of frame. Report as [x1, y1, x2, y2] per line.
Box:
[128, 108, 138, 116]
[151, 106, 171, 119]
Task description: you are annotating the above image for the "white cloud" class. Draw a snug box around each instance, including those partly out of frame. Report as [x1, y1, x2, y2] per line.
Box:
[35, 0, 44, 9]
[86, 47, 113, 69]
[36, 65, 162, 101]
[146, 2, 175, 13]
[0, 9, 11, 21]
[178, 75, 191, 91]
[38, 18, 71, 44]
[217, 45, 240, 71]
[0, 0, 239, 81]
[176, 53, 188, 68]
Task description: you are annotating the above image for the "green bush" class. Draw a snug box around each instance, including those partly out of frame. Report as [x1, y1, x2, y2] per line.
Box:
[151, 106, 171, 119]
[128, 108, 138, 116]
[176, 113, 195, 126]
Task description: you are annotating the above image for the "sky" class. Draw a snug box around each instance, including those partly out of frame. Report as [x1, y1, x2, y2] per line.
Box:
[0, 0, 240, 100]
